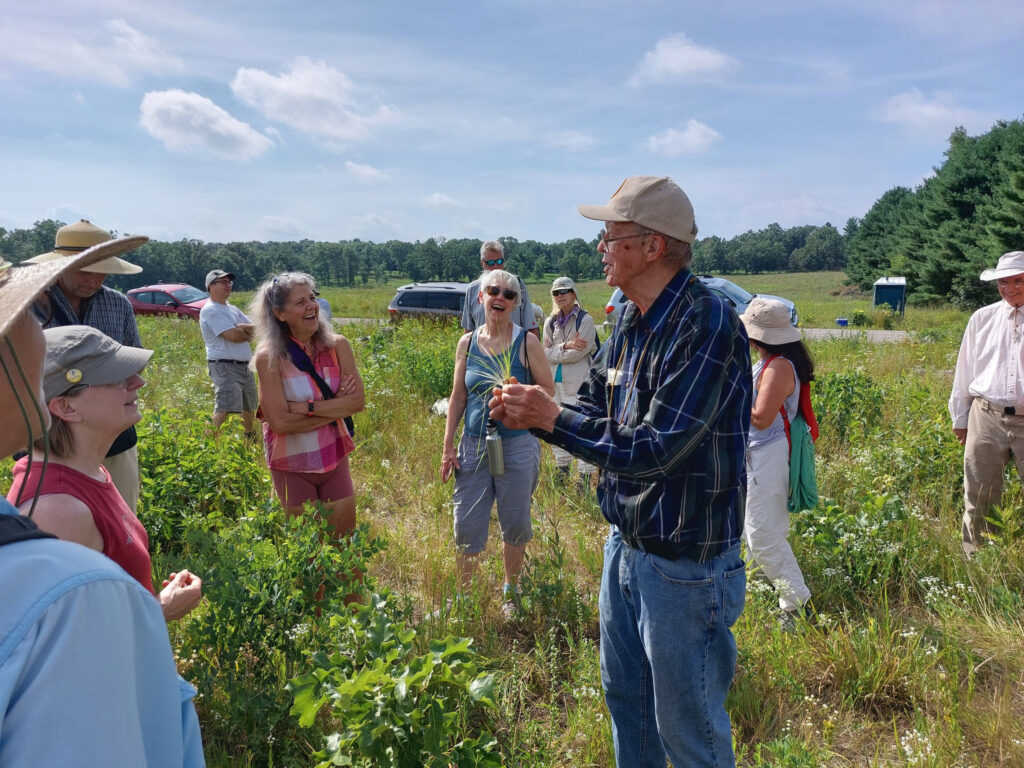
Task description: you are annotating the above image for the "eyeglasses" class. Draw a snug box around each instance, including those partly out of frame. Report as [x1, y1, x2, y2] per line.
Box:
[210, 279, 233, 287]
[483, 258, 505, 267]
[599, 229, 651, 245]
[484, 285, 518, 300]
[552, 289, 574, 297]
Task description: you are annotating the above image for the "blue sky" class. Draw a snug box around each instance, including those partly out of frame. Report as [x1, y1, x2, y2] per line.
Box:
[2, 1, 1022, 245]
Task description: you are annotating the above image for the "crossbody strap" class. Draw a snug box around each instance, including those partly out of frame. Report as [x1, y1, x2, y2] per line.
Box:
[756, 353, 791, 449]
[285, 339, 335, 400]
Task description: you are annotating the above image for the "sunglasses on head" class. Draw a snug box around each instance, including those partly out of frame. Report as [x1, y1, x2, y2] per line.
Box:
[552, 288, 573, 296]
[483, 258, 505, 267]
[485, 285, 518, 300]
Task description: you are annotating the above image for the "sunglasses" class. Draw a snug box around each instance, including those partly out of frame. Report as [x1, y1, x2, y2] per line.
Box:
[552, 289, 574, 297]
[484, 285, 518, 300]
[483, 258, 505, 267]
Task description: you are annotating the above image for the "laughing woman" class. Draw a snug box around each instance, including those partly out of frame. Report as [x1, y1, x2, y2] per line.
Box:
[250, 272, 364, 539]
[441, 269, 554, 615]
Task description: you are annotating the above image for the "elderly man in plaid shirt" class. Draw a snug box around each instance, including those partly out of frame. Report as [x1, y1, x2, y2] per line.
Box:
[492, 176, 751, 768]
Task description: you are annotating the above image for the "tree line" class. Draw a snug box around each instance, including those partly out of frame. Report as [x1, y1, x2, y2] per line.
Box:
[844, 118, 1024, 309]
[2, 218, 847, 294]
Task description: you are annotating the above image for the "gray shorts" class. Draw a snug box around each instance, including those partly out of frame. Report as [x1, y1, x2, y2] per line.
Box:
[208, 360, 258, 414]
[453, 431, 539, 554]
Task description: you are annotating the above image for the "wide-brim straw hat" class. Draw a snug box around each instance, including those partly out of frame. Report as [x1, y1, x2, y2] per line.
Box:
[980, 251, 1024, 281]
[23, 219, 143, 275]
[0, 236, 149, 340]
[740, 297, 802, 345]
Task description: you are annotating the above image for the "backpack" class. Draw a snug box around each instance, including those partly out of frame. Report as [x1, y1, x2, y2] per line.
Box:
[759, 355, 819, 513]
[545, 309, 601, 358]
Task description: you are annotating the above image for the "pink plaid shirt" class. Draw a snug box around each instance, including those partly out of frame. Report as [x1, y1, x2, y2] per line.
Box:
[264, 344, 355, 473]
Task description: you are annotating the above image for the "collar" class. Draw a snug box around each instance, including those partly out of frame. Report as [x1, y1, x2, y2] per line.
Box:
[620, 268, 693, 335]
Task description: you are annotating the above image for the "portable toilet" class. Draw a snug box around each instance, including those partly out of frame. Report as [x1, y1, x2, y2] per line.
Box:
[873, 276, 906, 315]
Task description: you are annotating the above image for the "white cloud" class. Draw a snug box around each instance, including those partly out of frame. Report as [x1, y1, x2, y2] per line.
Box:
[630, 34, 739, 87]
[140, 90, 273, 161]
[876, 89, 996, 140]
[0, 18, 183, 87]
[545, 130, 599, 152]
[345, 161, 388, 181]
[645, 119, 722, 156]
[231, 57, 395, 148]
[423, 193, 462, 208]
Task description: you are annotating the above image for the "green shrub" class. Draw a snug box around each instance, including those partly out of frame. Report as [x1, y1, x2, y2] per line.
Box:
[137, 407, 272, 555]
[177, 506, 383, 766]
[289, 590, 500, 768]
[360, 321, 464, 401]
[813, 369, 885, 444]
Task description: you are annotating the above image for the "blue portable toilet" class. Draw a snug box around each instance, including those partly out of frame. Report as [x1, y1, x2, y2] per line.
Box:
[873, 276, 906, 315]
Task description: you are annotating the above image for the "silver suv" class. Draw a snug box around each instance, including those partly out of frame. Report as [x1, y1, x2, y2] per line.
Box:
[387, 282, 468, 321]
[602, 277, 798, 334]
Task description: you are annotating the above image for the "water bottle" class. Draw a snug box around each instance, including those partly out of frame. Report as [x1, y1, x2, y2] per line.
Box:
[486, 419, 505, 477]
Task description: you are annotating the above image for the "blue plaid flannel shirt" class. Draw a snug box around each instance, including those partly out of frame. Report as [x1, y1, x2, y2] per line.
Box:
[546, 268, 751, 562]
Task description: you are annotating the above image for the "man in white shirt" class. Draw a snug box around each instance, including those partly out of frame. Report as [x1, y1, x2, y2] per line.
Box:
[461, 241, 539, 336]
[949, 250, 1024, 555]
[199, 269, 257, 434]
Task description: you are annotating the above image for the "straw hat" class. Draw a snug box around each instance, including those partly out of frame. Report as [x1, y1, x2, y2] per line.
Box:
[0, 236, 149, 340]
[23, 220, 143, 275]
[740, 298, 802, 345]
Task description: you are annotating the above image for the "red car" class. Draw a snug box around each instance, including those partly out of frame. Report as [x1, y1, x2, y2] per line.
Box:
[127, 283, 209, 319]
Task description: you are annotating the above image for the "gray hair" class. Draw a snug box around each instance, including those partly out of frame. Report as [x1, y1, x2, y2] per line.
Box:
[480, 240, 504, 259]
[478, 269, 521, 309]
[249, 272, 334, 369]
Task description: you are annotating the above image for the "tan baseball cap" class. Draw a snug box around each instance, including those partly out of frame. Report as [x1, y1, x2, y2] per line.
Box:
[24, 219, 143, 275]
[578, 176, 698, 243]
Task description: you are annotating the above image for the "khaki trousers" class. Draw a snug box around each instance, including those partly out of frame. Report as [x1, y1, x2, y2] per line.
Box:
[962, 398, 1024, 554]
[103, 444, 140, 514]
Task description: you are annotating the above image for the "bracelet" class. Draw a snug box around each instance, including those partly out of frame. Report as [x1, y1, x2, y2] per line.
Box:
[306, 400, 315, 416]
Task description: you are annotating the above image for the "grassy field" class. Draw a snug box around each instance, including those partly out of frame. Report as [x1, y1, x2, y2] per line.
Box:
[245, 270, 975, 334]
[10, 272, 1023, 767]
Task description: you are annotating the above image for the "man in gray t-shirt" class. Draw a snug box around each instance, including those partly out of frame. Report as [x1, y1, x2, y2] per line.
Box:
[198, 269, 257, 434]
[461, 240, 538, 336]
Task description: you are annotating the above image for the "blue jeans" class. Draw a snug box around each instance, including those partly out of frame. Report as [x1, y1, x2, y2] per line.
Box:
[599, 529, 745, 768]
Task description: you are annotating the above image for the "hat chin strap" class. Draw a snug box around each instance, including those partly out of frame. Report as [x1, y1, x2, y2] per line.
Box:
[0, 336, 51, 518]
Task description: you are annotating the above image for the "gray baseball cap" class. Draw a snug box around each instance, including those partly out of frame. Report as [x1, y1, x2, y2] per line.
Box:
[205, 269, 235, 289]
[43, 325, 153, 401]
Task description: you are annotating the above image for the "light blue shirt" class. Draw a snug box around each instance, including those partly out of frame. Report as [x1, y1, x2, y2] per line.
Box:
[0, 499, 205, 767]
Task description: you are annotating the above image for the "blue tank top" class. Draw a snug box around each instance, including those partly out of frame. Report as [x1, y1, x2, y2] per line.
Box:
[748, 356, 800, 449]
[464, 326, 531, 438]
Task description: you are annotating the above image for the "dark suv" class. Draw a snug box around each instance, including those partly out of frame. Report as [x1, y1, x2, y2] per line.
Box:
[387, 282, 467, 321]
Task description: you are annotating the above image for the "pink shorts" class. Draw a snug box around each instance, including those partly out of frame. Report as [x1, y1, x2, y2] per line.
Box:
[269, 458, 354, 510]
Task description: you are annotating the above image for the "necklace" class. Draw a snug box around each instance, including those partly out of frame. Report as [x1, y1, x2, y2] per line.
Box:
[607, 330, 656, 424]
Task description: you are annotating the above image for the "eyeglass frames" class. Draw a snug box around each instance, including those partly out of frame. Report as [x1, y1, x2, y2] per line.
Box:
[598, 229, 652, 245]
[552, 289, 574, 296]
[484, 285, 518, 300]
[483, 258, 505, 267]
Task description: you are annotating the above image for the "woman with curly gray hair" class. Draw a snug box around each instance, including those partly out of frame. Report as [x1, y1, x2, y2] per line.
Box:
[250, 272, 364, 539]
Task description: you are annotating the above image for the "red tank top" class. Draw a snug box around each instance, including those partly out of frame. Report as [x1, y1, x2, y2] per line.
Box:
[8, 459, 155, 595]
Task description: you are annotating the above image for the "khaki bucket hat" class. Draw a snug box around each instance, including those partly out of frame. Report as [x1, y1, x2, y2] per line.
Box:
[23, 219, 143, 275]
[0, 236, 149, 341]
